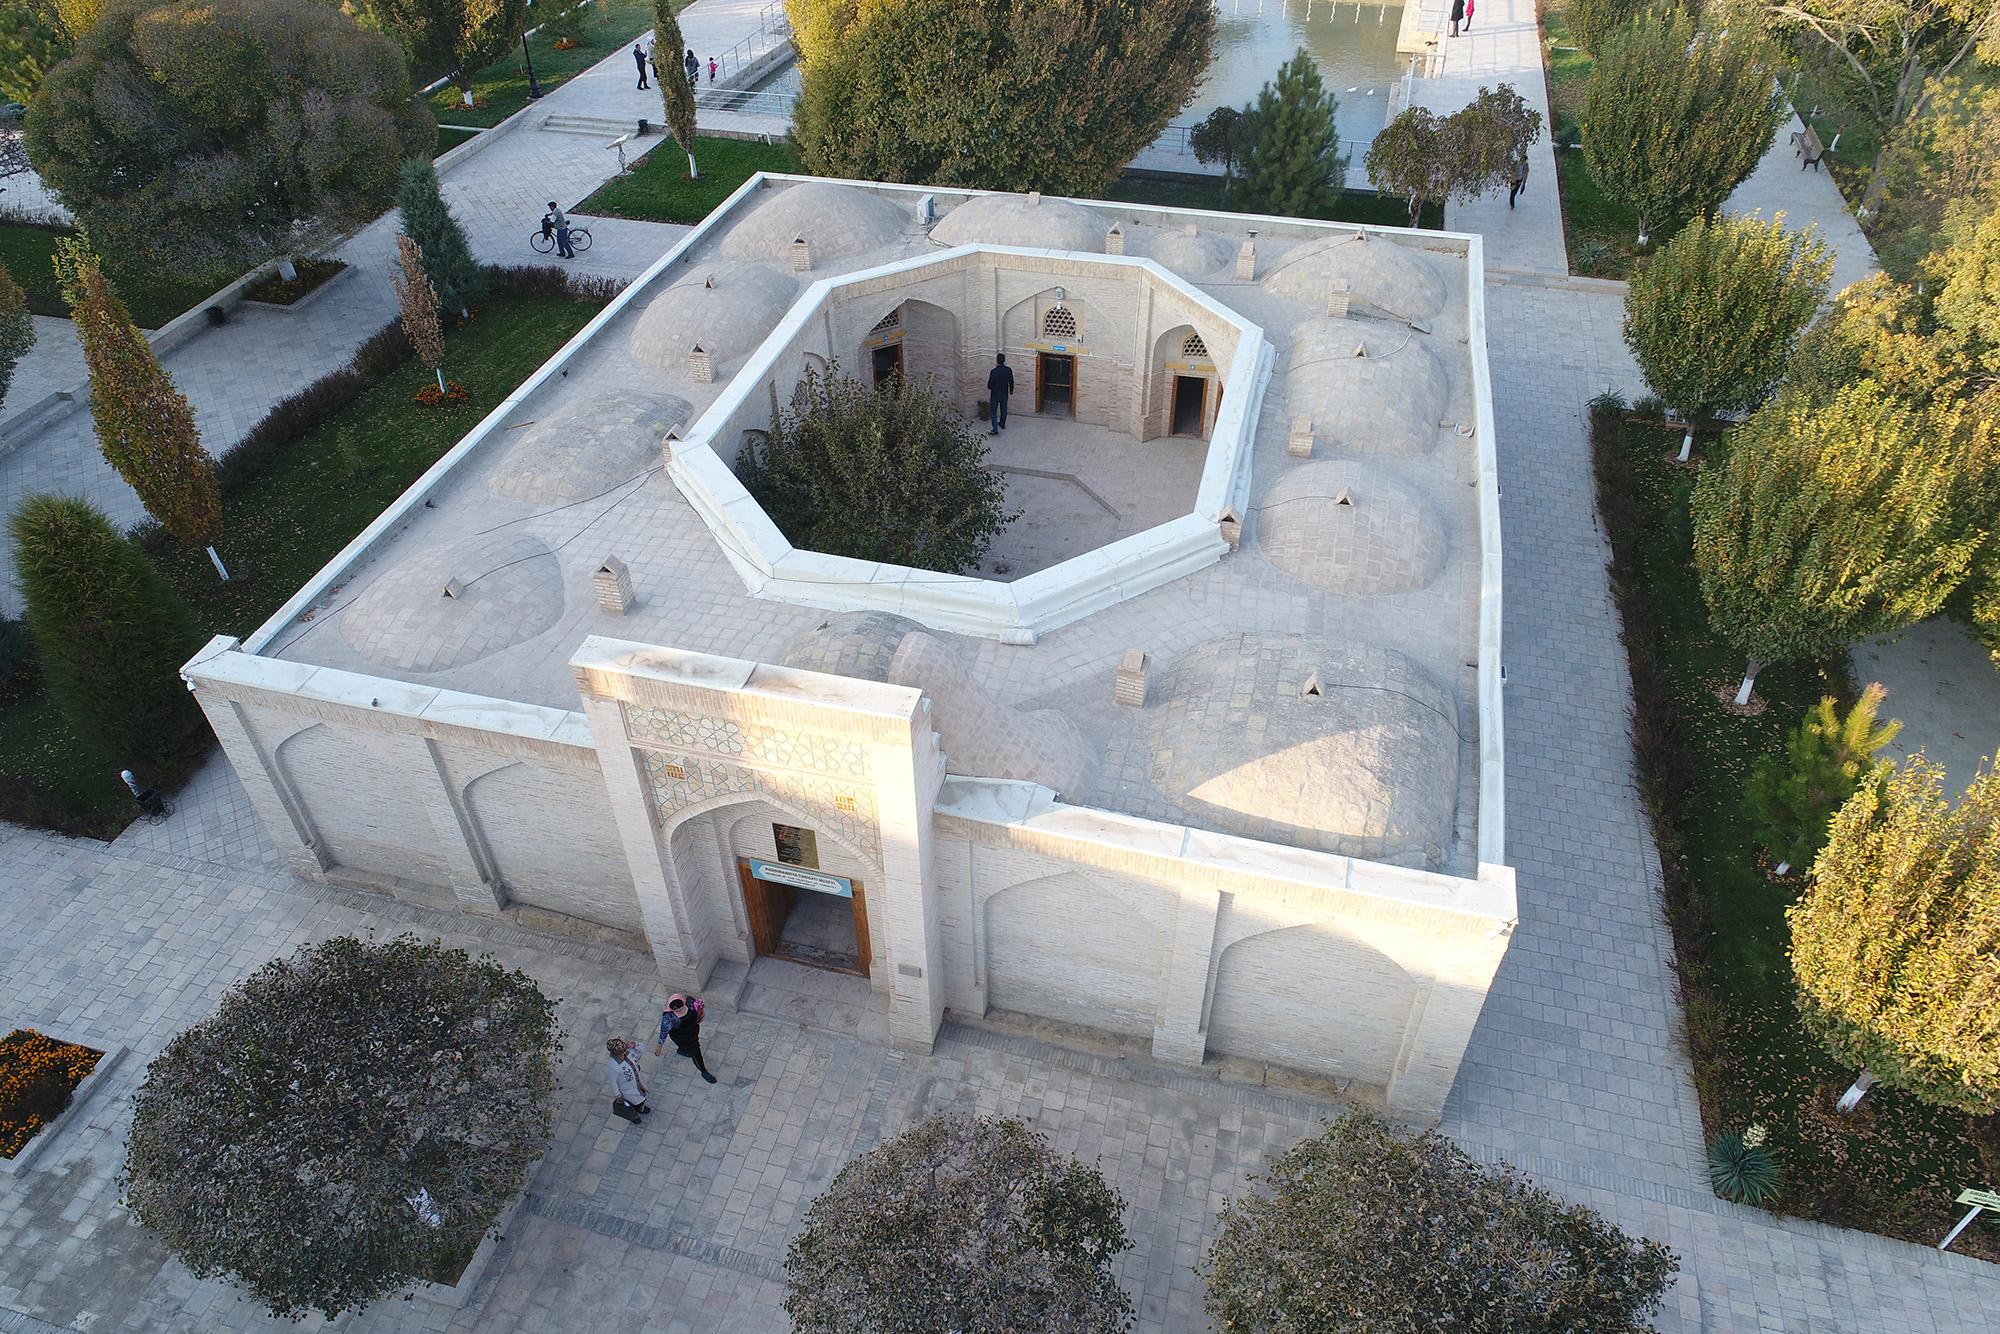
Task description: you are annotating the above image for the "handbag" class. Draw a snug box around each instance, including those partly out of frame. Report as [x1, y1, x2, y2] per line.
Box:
[611, 1098, 642, 1123]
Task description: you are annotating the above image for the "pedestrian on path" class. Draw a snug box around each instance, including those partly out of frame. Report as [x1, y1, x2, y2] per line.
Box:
[607, 1037, 652, 1123]
[1449, 0, 1463, 35]
[1463, 0, 1474, 30]
[654, 993, 719, 1084]
[1508, 150, 1529, 208]
[546, 200, 575, 259]
[987, 352, 1013, 434]
[634, 41, 649, 89]
[708, 56, 718, 83]
[684, 48, 699, 87]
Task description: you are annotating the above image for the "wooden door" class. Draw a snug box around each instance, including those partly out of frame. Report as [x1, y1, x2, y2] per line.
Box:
[738, 859, 792, 957]
[849, 880, 871, 978]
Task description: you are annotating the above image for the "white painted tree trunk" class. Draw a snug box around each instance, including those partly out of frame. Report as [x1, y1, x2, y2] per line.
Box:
[1676, 426, 1694, 462]
[687, 150, 700, 180]
[206, 545, 230, 581]
[435, 367, 447, 394]
[1774, 861, 1790, 877]
[462, 87, 475, 108]
[1836, 1069, 1876, 1113]
[1733, 660, 1763, 707]
[1637, 226, 1650, 247]
[276, 257, 299, 282]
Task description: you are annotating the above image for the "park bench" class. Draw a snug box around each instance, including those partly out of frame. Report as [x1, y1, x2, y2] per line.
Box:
[1790, 124, 1829, 173]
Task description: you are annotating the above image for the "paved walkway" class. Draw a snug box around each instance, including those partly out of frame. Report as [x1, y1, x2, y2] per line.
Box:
[1852, 618, 2000, 799]
[5, 282, 1999, 1331]
[1723, 111, 1881, 295]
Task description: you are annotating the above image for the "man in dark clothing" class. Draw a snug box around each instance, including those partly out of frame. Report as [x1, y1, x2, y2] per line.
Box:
[684, 48, 699, 87]
[986, 352, 1013, 435]
[634, 42, 649, 89]
[654, 993, 718, 1083]
[1508, 150, 1529, 208]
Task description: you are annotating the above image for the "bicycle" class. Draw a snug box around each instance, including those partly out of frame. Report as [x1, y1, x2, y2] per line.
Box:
[531, 223, 593, 255]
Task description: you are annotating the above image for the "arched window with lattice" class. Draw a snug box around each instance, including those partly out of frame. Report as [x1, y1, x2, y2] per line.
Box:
[1042, 306, 1078, 341]
[871, 308, 902, 333]
[1181, 332, 1209, 361]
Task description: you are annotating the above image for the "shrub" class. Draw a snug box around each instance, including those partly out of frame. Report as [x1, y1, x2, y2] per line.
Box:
[783, 1111, 1133, 1333]
[122, 935, 561, 1320]
[1202, 1108, 1679, 1331]
[0, 260, 32, 405]
[1566, 0, 1645, 56]
[9, 495, 208, 783]
[1707, 1127, 1781, 1206]
[396, 158, 486, 319]
[0, 613, 35, 704]
[1744, 684, 1900, 877]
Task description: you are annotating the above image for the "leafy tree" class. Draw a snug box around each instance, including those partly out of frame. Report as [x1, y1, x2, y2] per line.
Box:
[1788, 756, 2000, 1114]
[741, 362, 1017, 574]
[122, 934, 561, 1319]
[790, 0, 1213, 196]
[1189, 104, 1244, 179]
[0, 262, 33, 406]
[53, 237, 225, 574]
[1230, 50, 1347, 217]
[1623, 212, 1832, 460]
[1566, 0, 1646, 55]
[1746, 682, 1901, 876]
[8, 495, 207, 777]
[1690, 383, 1997, 705]
[395, 158, 486, 320]
[389, 234, 447, 394]
[26, 0, 435, 279]
[0, 0, 69, 103]
[370, 0, 529, 105]
[783, 1111, 1133, 1333]
[1872, 72, 2000, 277]
[1581, 6, 1784, 244]
[1202, 1108, 1678, 1332]
[1768, 0, 2000, 215]
[1367, 83, 1541, 225]
[653, 0, 699, 179]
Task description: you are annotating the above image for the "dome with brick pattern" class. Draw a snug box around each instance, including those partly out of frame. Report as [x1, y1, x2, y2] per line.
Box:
[489, 389, 691, 505]
[720, 181, 909, 262]
[932, 193, 1104, 254]
[1256, 462, 1447, 595]
[1260, 232, 1448, 323]
[782, 611, 923, 682]
[341, 532, 565, 674]
[1284, 317, 1447, 457]
[628, 262, 799, 370]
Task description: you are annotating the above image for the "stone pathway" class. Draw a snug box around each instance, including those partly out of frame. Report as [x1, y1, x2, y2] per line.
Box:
[1723, 111, 1880, 295]
[1851, 618, 2000, 799]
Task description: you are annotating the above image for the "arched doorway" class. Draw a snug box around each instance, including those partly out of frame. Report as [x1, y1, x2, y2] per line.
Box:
[722, 804, 874, 977]
[1149, 324, 1219, 440]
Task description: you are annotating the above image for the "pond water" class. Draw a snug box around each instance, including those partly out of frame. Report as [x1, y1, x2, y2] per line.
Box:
[1186, 0, 1408, 149]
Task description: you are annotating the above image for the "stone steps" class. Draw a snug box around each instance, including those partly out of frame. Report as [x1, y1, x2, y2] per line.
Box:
[538, 112, 649, 139]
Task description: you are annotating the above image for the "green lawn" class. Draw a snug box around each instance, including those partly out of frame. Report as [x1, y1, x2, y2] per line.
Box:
[1596, 408, 1999, 1258]
[0, 290, 607, 838]
[435, 125, 483, 156]
[581, 136, 804, 223]
[429, 0, 660, 129]
[1540, 2, 1653, 278]
[0, 223, 226, 330]
[1104, 173, 1444, 230]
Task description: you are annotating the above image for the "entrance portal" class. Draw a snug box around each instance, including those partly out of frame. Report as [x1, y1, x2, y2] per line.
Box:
[1171, 374, 1207, 436]
[1036, 353, 1074, 416]
[871, 342, 904, 386]
[738, 858, 869, 976]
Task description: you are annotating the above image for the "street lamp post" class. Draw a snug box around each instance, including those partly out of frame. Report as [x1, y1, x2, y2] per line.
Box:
[523, 2, 543, 100]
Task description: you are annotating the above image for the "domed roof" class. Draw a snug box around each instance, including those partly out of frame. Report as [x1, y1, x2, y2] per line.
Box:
[1260, 232, 1448, 323]
[628, 262, 799, 370]
[489, 389, 691, 506]
[1124, 224, 1234, 276]
[782, 611, 923, 682]
[719, 181, 909, 262]
[888, 631, 1094, 795]
[932, 193, 1105, 253]
[1284, 317, 1448, 457]
[1147, 633, 1458, 868]
[1256, 462, 1447, 595]
[341, 532, 565, 674]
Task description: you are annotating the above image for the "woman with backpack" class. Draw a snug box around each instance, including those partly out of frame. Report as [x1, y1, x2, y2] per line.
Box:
[654, 992, 719, 1084]
[606, 1037, 652, 1123]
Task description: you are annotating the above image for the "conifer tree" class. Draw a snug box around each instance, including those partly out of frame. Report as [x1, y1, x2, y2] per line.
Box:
[394, 158, 485, 320]
[1581, 7, 1783, 244]
[1691, 383, 1996, 705]
[653, 0, 700, 179]
[52, 237, 226, 578]
[1624, 213, 1833, 461]
[0, 261, 34, 406]
[389, 234, 447, 395]
[1788, 756, 2000, 1114]
[1231, 50, 1347, 218]
[9, 494, 208, 779]
[1746, 683, 1900, 876]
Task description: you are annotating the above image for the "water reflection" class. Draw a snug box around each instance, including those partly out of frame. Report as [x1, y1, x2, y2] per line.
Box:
[1186, 0, 1406, 146]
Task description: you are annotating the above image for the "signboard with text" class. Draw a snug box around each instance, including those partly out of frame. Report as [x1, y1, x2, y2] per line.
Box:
[750, 858, 852, 898]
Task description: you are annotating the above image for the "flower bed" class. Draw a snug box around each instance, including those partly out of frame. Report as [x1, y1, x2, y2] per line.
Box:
[244, 259, 348, 307]
[0, 1029, 104, 1158]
